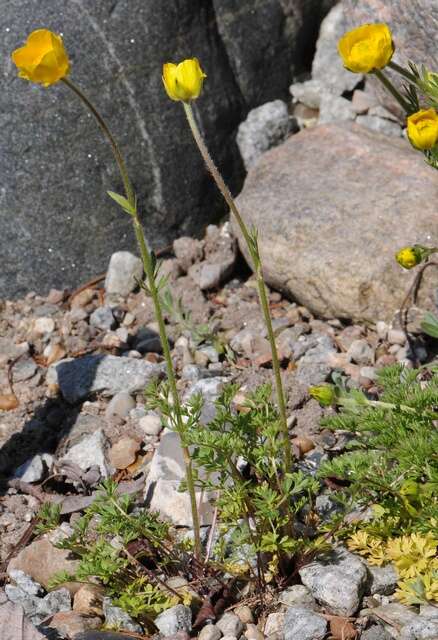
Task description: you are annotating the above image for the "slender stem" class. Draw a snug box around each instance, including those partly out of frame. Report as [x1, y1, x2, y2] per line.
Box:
[62, 77, 202, 561]
[388, 61, 418, 84]
[373, 69, 410, 113]
[182, 101, 292, 475]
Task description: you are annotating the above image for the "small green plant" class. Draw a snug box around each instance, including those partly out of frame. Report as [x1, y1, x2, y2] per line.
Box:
[35, 502, 61, 535]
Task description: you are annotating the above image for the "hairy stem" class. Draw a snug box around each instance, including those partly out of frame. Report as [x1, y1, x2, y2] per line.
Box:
[388, 61, 418, 84]
[374, 69, 410, 113]
[62, 78, 202, 560]
[182, 101, 292, 476]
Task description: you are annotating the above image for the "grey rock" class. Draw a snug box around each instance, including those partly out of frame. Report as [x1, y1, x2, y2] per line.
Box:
[173, 237, 204, 273]
[360, 625, 393, 640]
[318, 93, 356, 124]
[144, 431, 214, 527]
[296, 334, 336, 386]
[264, 612, 285, 640]
[184, 376, 228, 424]
[89, 306, 116, 331]
[198, 625, 223, 640]
[312, 3, 361, 97]
[351, 89, 379, 115]
[154, 604, 192, 636]
[8, 570, 43, 597]
[216, 613, 244, 638]
[14, 454, 53, 483]
[366, 563, 398, 596]
[103, 597, 143, 633]
[356, 115, 402, 138]
[290, 79, 323, 109]
[105, 391, 136, 419]
[315, 494, 341, 521]
[33, 588, 71, 624]
[346, 339, 374, 365]
[138, 412, 162, 436]
[61, 429, 109, 477]
[12, 357, 38, 382]
[5, 584, 41, 617]
[105, 252, 143, 297]
[233, 122, 438, 321]
[278, 585, 316, 609]
[283, 606, 327, 640]
[299, 548, 368, 616]
[400, 618, 438, 640]
[237, 100, 291, 170]
[364, 603, 418, 628]
[48, 354, 163, 403]
[420, 606, 438, 621]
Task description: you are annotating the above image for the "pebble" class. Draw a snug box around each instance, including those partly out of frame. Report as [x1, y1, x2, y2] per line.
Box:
[89, 306, 116, 331]
[400, 618, 438, 640]
[108, 437, 140, 469]
[33, 317, 55, 335]
[278, 584, 317, 609]
[283, 606, 327, 640]
[14, 453, 53, 483]
[198, 625, 223, 640]
[234, 605, 254, 624]
[48, 611, 101, 637]
[244, 624, 264, 640]
[216, 612, 244, 638]
[264, 612, 284, 640]
[61, 429, 109, 477]
[103, 597, 143, 633]
[105, 251, 143, 296]
[366, 563, 398, 596]
[346, 339, 374, 365]
[73, 584, 104, 616]
[387, 328, 406, 345]
[154, 604, 192, 636]
[105, 391, 136, 419]
[138, 412, 163, 436]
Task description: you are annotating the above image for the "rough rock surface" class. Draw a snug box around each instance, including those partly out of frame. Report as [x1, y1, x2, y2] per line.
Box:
[233, 122, 438, 321]
[2, 0, 332, 299]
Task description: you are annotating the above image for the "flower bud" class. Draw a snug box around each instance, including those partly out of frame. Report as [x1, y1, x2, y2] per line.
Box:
[395, 245, 426, 270]
[308, 385, 336, 407]
[338, 23, 394, 74]
[12, 29, 70, 87]
[407, 108, 438, 151]
[162, 58, 206, 102]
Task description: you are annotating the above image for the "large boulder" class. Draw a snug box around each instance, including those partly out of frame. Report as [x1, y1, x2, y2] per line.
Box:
[233, 122, 438, 322]
[342, 0, 438, 116]
[1, 0, 328, 298]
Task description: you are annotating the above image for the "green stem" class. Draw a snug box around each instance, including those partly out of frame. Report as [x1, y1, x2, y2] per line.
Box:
[182, 101, 292, 475]
[388, 61, 418, 85]
[373, 69, 410, 113]
[62, 78, 202, 561]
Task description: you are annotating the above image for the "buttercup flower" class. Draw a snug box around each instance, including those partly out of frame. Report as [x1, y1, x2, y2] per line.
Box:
[12, 29, 70, 87]
[338, 23, 394, 74]
[407, 108, 438, 150]
[395, 246, 423, 269]
[308, 385, 336, 407]
[162, 58, 206, 102]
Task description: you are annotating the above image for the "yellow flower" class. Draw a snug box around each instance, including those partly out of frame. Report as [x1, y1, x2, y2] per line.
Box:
[407, 108, 438, 150]
[11, 29, 70, 87]
[162, 58, 206, 102]
[308, 384, 335, 407]
[338, 23, 394, 74]
[386, 533, 437, 579]
[395, 246, 423, 269]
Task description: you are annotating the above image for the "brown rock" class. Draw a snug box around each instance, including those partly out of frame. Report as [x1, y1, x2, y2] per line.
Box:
[73, 584, 105, 617]
[108, 437, 140, 470]
[8, 536, 79, 591]
[233, 123, 438, 322]
[49, 611, 101, 637]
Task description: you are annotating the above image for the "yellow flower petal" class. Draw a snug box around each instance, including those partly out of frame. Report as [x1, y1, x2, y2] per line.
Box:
[338, 23, 394, 74]
[407, 108, 438, 151]
[162, 58, 206, 102]
[11, 29, 70, 87]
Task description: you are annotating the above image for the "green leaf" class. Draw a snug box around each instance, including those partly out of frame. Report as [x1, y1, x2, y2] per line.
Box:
[107, 191, 136, 215]
[421, 312, 438, 338]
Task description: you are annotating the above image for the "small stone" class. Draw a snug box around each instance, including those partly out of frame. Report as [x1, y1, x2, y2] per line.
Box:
[198, 624, 223, 640]
[154, 604, 192, 636]
[173, 237, 204, 273]
[234, 605, 254, 624]
[346, 339, 374, 365]
[264, 612, 284, 640]
[360, 625, 393, 640]
[90, 306, 116, 331]
[387, 329, 407, 345]
[105, 391, 136, 419]
[61, 429, 109, 478]
[108, 437, 140, 470]
[14, 454, 52, 483]
[283, 606, 327, 640]
[359, 366, 377, 381]
[73, 584, 104, 616]
[49, 611, 101, 637]
[105, 251, 143, 296]
[237, 100, 291, 170]
[123, 312, 135, 327]
[33, 588, 71, 624]
[103, 597, 143, 633]
[47, 288, 65, 304]
[33, 317, 55, 335]
[366, 563, 398, 596]
[420, 605, 438, 620]
[318, 93, 356, 125]
[290, 79, 323, 109]
[8, 570, 43, 597]
[138, 412, 163, 436]
[278, 584, 316, 609]
[244, 624, 264, 640]
[351, 89, 379, 114]
[376, 321, 389, 340]
[217, 613, 244, 638]
[356, 114, 402, 137]
[296, 334, 336, 386]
